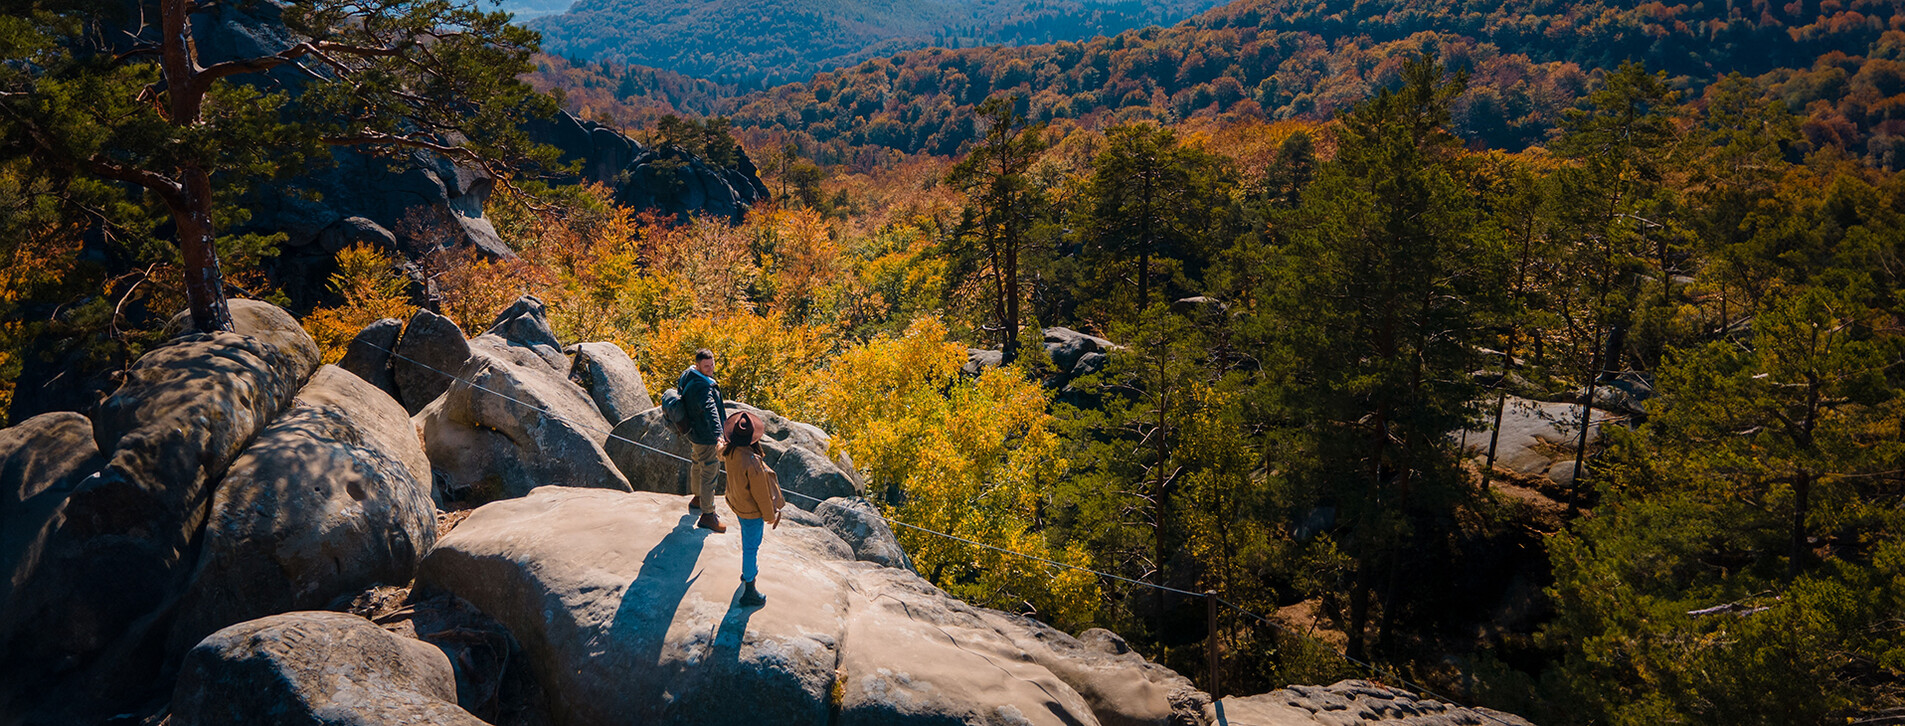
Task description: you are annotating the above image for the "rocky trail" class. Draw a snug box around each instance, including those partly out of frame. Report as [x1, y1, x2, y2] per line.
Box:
[0, 297, 1533, 725]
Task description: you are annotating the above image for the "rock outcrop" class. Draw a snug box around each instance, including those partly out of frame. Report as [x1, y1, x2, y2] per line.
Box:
[0, 300, 321, 723]
[1461, 396, 1614, 488]
[168, 365, 438, 657]
[416, 487, 1207, 726]
[1211, 680, 1533, 726]
[0, 412, 101, 620]
[0, 296, 1544, 726]
[393, 308, 473, 413]
[417, 334, 632, 501]
[483, 295, 569, 373]
[338, 316, 404, 399]
[605, 401, 864, 508]
[965, 326, 1123, 384]
[171, 611, 485, 726]
[566, 341, 653, 426]
[529, 111, 770, 224]
[815, 496, 911, 570]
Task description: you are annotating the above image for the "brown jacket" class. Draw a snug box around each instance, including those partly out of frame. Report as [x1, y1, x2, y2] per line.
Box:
[722, 446, 784, 522]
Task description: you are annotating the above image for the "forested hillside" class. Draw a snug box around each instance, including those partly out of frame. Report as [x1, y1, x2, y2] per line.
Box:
[529, 0, 1228, 85]
[6, 0, 1905, 723]
[436, 52, 1905, 724]
[693, 0, 1905, 164]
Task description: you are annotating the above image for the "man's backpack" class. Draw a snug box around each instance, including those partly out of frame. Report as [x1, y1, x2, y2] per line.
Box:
[659, 388, 692, 435]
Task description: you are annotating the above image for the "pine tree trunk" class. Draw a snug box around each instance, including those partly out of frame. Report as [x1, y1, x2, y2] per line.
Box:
[175, 166, 234, 333]
[1789, 471, 1812, 578]
[1346, 559, 1371, 661]
[161, 0, 232, 333]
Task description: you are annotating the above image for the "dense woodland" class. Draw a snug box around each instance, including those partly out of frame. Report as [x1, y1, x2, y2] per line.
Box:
[6, 0, 1905, 724]
[531, 0, 1228, 85]
[540, 0, 1905, 171]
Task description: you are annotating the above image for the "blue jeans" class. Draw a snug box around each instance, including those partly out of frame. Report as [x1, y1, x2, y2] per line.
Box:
[738, 516, 764, 582]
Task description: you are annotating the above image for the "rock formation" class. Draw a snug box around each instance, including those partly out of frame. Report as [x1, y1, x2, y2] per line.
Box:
[338, 317, 405, 399]
[171, 611, 484, 726]
[965, 326, 1123, 384]
[0, 296, 1541, 726]
[567, 341, 653, 426]
[393, 308, 474, 413]
[528, 111, 770, 224]
[167, 365, 438, 658]
[416, 487, 1209, 726]
[1212, 680, 1533, 726]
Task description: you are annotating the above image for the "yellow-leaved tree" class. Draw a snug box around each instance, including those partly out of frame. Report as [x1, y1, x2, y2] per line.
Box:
[636, 312, 833, 413]
[303, 243, 416, 363]
[796, 316, 1101, 629]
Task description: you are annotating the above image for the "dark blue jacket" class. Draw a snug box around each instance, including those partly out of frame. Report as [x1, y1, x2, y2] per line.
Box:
[677, 367, 727, 445]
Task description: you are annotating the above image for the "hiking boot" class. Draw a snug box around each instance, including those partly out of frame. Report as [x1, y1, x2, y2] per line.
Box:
[696, 511, 726, 533]
[739, 580, 765, 608]
[687, 495, 701, 511]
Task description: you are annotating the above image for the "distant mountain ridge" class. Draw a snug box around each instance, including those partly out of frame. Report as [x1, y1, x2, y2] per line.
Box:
[528, 0, 1229, 84]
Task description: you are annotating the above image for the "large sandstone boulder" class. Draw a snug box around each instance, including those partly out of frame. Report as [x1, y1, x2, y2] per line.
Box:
[393, 308, 472, 413]
[169, 366, 437, 656]
[1209, 680, 1532, 726]
[1462, 396, 1613, 488]
[1043, 327, 1118, 377]
[416, 487, 1205, 726]
[162, 298, 324, 368]
[483, 295, 568, 373]
[0, 412, 102, 620]
[171, 611, 487, 726]
[605, 402, 863, 509]
[1, 306, 319, 722]
[815, 496, 910, 570]
[417, 335, 631, 501]
[962, 348, 1004, 377]
[338, 317, 404, 399]
[566, 341, 652, 425]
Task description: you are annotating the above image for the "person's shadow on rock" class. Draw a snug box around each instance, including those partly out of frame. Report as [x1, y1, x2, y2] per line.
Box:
[709, 583, 757, 667]
[610, 512, 710, 710]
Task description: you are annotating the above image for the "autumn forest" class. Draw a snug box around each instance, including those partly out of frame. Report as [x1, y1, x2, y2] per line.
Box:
[4, 0, 1905, 724]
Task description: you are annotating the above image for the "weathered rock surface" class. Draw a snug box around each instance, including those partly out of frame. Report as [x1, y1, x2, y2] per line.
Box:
[604, 401, 863, 509]
[529, 111, 770, 224]
[1210, 680, 1532, 726]
[566, 341, 652, 426]
[338, 317, 405, 399]
[963, 348, 1005, 376]
[483, 296, 568, 373]
[171, 611, 487, 726]
[161, 298, 324, 369]
[417, 335, 631, 501]
[815, 496, 910, 570]
[1044, 327, 1119, 377]
[0, 305, 320, 722]
[0, 412, 101, 618]
[394, 308, 472, 413]
[967, 328, 1122, 384]
[1461, 396, 1612, 488]
[169, 365, 437, 656]
[416, 487, 1205, 726]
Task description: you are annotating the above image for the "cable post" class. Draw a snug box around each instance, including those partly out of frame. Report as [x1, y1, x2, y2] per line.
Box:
[1205, 589, 1220, 699]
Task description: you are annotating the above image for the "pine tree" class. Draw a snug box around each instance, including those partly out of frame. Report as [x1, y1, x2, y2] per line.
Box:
[1252, 53, 1504, 660]
[0, 0, 558, 332]
[946, 95, 1047, 363]
[1547, 61, 1679, 509]
[1076, 122, 1229, 323]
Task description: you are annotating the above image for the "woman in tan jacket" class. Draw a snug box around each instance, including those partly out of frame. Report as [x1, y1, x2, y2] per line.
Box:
[721, 411, 784, 607]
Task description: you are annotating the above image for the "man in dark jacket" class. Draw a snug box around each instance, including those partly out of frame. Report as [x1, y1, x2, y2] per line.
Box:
[679, 348, 728, 532]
